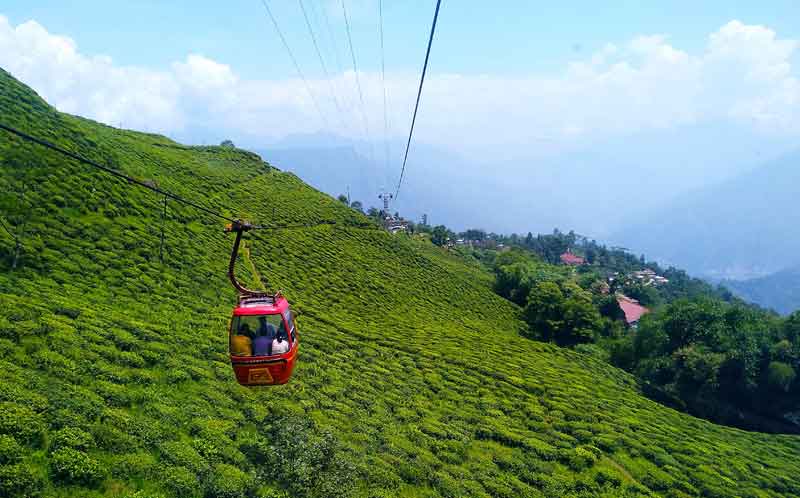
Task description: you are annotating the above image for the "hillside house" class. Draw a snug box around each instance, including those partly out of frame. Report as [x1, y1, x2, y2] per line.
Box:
[632, 269, 670, 286]
[560, 252, 586, 266]
[617, 295, 649, 327]
[383, 216, 409, 234]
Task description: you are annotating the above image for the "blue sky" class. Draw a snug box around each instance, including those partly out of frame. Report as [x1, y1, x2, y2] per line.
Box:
[4, 1, 800, 79]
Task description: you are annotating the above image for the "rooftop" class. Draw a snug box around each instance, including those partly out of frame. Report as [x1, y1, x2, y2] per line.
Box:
[617, 295, 649, 325]
[560, 252, 586, 265]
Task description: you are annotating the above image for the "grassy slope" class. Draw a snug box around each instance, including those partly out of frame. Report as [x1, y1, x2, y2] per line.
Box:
[1, 68, 799, 498]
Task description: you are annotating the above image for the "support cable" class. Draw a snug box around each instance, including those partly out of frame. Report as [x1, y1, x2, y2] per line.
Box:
[394, 0, 443, 200]
[259, 0, 330, 129]
[341, 0, 375, 165]
[379, 0, 391, 178]
[297, 0, 346, 129]
[0, 122, 371, 234]
[0, 122, 236, 224]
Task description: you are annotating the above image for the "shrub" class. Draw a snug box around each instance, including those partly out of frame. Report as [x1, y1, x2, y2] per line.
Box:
[119, 491, 167, 498]
[92, 423, 140, 453]
[522, 437, 557, 461]
[109, 452, 157, 479]
[0, 464, 44, 498]
[50, 427, 95, 452]
[767, 361, 796, 392]
[566, 447, 598, 471]
[0, 434, 24, 464]
[50, 447, 105, 485]
[167, 369, 192, 384]
[255, 486, 289, 498]
[160, 465, 200, 498]
[206, 463, 255, 498]
[159, 440, 208, 475]
[45, 383, 104, 426]
[259, 416, 357, 497]
[0, 402, 45, 446]
[594, 468, 622, 487]
[54, 307, 81, 319]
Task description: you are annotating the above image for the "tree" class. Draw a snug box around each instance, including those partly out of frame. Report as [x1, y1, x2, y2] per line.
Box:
[494, 262, 534, 306]
[524, 232, 533, 247]
[767, 361, 796, 392]
[597, 295, 625, 322]
[430, 225, 451, 247]
[463, 229, 487, 241]
[524, 282, 566, 342]
[220, 139, 235, 148]
[623, 283, 661, 307]
[559, 282, 603, 346]
[672, 345, 724, 395]
[350, 201, 364, 213]
[586, 246, 597, 264]
[337, 194, 349, 205]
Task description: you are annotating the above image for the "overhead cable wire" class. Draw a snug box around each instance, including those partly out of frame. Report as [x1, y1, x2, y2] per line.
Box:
[0, 122, 237, 224]
[252, 220, 378, 232]
[297, 0, 347, 129]
[317, 1, 362, 171]
[378, 0, 391, 178]
[340, 0, 375, 164]
[394, 0, 443, 200]
[0, 122, 367, 234]
[314, 1, 351, 112]
[259, 0, 330, 129]
[311, 2, 356, 166]
[317, 2, 347, 88]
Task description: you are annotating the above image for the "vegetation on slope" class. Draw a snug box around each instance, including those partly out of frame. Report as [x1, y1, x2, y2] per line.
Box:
[470, 232, 800, 433]
[2, 68, 800, 497]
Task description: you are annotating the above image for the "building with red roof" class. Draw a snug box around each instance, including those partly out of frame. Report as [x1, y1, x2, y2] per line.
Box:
[617, 295, 649, 326]
[560, 252, 586, 266]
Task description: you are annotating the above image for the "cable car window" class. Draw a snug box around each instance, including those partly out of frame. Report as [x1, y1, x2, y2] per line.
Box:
[284, 310, 297, 343]
[231, 314, 286, 356]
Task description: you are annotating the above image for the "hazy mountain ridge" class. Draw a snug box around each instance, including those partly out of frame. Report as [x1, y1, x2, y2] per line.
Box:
[612, 148, 800, 280]
[726, 266, 800, 315]
[255, 123, 795, 239]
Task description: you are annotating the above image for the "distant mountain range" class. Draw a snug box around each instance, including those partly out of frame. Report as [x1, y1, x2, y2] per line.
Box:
[255, 122, 794, 238]
[725, 267, 800, 316]
[612, 148, 800, 280]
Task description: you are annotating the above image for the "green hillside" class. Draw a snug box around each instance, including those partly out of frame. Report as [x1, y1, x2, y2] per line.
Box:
[1, 68, 799, 498]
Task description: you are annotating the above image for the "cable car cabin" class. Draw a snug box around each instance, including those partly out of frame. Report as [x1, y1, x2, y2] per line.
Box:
[229, 295, 299, 386]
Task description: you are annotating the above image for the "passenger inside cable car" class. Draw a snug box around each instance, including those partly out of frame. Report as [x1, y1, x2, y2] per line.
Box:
[230, 314, 287, 357]
[272, 334, 289, 354]
[253, 316, 275, 355]
[230, 323, 253, 356]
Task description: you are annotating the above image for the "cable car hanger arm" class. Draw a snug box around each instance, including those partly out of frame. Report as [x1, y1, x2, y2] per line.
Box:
[224, 220, 270, 298]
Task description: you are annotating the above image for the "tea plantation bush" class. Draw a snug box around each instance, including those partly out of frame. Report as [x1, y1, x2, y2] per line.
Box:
[0, 67, 799, 497]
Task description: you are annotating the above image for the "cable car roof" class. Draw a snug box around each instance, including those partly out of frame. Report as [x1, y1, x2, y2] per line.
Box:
[233, 294, 289, 316]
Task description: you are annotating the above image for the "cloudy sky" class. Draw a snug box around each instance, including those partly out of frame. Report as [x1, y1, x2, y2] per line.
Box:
[2, 2, 799, 151]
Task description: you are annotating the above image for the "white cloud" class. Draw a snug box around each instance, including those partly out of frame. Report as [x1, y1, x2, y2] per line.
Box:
[0, 16, 183, 132]
[0, 16, 798, 155]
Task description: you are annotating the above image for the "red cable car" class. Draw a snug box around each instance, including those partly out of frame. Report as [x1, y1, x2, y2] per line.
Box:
[225, 221, 299, 386]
